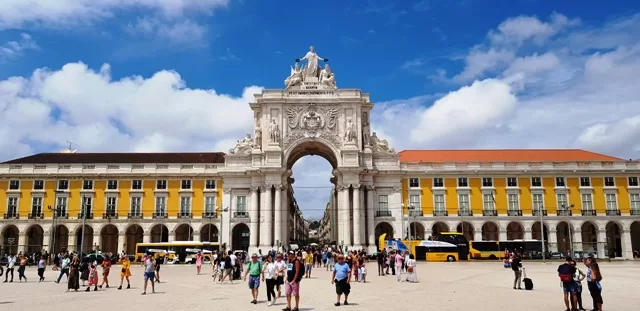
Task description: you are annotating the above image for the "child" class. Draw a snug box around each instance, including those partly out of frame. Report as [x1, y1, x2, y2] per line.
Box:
[85, 263, 98, 292]
[80, 260, 89, 286]
[359, 264, 367, 283]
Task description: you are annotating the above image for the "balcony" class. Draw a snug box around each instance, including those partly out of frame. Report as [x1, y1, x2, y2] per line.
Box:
[152, 212, 167, 219]
[507, 210, 522, 216]
[202, 212, 218, 218]
[128, 212, 143, 219]
[556, 210, 572, 216]
[28, 212, 43, 219]
[482, 210, 498, 216]
[54, 212, 68, 219]
[532, 209, 548, 216]
[458, 210, 472, 217]
[233, 212, 249, 218]
[77, 212, 94, 219]
[581, 210, 597, 216]
[632, 209, 640, 216]
[178, 212, 193, 219]
[102, 212, 118, 219]
[433, 210, 448, 217]
[605, 210, 621, 216]
[4, 213, 19, 219]
[375, 210, 392, 217]
[408, 210, 423, 217]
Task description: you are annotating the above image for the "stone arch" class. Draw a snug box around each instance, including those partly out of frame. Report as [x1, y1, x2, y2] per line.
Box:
[283, 137, 340, 169]
[52, 224, 69, 253]
[506, 222, 524, 240]
[231, 223, 250, 251]
[432, 222, 449, 236]
[581, 221, 598, 254]
[150, 224, 169, 243]
[605, 221, 623, 258]
[175, 223, 194, 241]
[25, 224, 45, 254]
[531, 221, 549, 241]
[481, 222, 499, 241]
[200, 223, 219, 242]
[100, 224, 119, 254]
[408, 222, 425, 240]
[556, 221, 574, 254]
[631, 221, 640, 258]
[1, 224, 19, 255]
[456, 221, 475, 241]
[75, 224, 94, 254]
[374, 221, 394, 246]
[125, 224, 144, 255]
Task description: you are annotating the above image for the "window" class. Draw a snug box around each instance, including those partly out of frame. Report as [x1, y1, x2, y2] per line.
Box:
[434, 194, 445, 211]
[55, 197, 68, 216]
[581, 194, 593, 210]
[155, 197, 166, 214]
[604, 177, 615, 187]
[205, 180, 217, 190]
[107, 180, 118, 190]
[205, 196, 216, 213]
[132, 180, 143, 190]
[131, 197, 142, 215]
[555, 177, 566, 187]
[181, 180, 192, 190]
[409, 178, 419, 188]
[531, 177, 542, 187]
[378, 195, 389, 211]
[180, 196, 192, 213]
[483, 194, 495, 210]
[7, 197, 18, 215]
[81, 197, 92, 215]
[31, 197, 43, 215]
[629, 177, 639, 187]
[532, 193, 544, 211]
[432, 178, 444, 188]
[508, 194, 519, 210]
[557, 193, 568, 208]
[580, 177, 591, 187]
[57, 180, 69, 190]
[409, 195, 420, 209]
[235, 196, 246, 213]
[507, 177, 518, 187]
[457, 177, 468, 187]
[605, 193, 617, 210]
[630, 193, 640, 210]
[9, 180, 20, 190]
[156, 180, 167, 190]
[82, 180, 93, 190]
[458, 194, 470, 211]
[482, 177, 493, 187]
[33, 180, 44, 190]
[106, 197, 117, 214]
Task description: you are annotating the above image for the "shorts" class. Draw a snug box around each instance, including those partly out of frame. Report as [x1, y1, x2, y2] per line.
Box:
[248, 275, 260, 289]
[285, 281, 300, 296]
[224, 268, 233, 276]
[155, 265, 160, 272]
[562, 282, 576, 293]
[334, 278, 351, 295]
[144, 272, 155, 281]
[305, 264, 312, 272]
[277, 276, 284, 285]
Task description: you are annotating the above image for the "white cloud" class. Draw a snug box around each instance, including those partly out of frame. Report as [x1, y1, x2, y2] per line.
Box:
[125, 17, 207, 46]
[0, 33, 38, 60]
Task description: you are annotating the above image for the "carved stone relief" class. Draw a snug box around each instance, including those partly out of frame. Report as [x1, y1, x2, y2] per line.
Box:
[370, 132, 396, 155]
[228, 133, 254, 156]
[283, 103, 341, 149]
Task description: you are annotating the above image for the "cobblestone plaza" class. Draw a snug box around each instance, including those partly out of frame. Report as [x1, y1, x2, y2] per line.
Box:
[1, 261, 637, 310]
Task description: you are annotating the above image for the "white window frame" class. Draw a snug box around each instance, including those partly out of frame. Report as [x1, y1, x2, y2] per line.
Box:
[457, 177, 469, 188]
[107, 180, 118, 190]
[130, 196, 142, 216]
[106, 196, 118, 215]
[581, 193, 593, 210]
[605, 193, 617, 210]
[579, 177, 591, 188]
[482, 193, 495, 210]
[555, 177, 566, 188]
[507, 193, 519, 211]
[82, 179, 94, 190]
[205, 179, 217, 190]
[603, 177, 615, 188]
[556, 193, 568, 209]
[33, 179, 45, 191]
[628, 176, 639, 187]
[235, 195, 247, 215]
[408, 194, 420, 209]
[81, 196, 93, 216]
[408, 178, 420, 189]
[8, 180, 20, 190]
[630, 193, 640, 211]
[204, 196, 216, 214]
[6, 196, 19, 216]
[506, 177, 518, 188]
[55, 196, 68, 216]
[481, 177, 493, 188]
[31, 196, 43, 216]
[432, 177, 444, 188]
[180, 195, 192, 215]
[531, 177, 543, 188]
[181, 179, 192, 190]
[378, 195, 389, 211]
[156, 180, 168, 190]
[154, 196, 167, 215]
[532, 193, 544, 211]
[458, 193, 470, 212]
[434, 194, 446, 212]
[131, 180, 143, 190]
[57, 179, 69, 191]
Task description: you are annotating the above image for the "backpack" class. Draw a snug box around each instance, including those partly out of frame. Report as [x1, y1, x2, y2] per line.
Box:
[558, 264, 573, 283]
[224, 256, 231, 267]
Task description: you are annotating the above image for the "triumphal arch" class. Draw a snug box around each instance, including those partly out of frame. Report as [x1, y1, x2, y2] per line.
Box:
[221, 46, 402, 253]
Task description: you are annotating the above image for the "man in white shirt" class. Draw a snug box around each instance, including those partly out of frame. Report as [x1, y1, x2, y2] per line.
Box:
[55, 255, 71, 283]
[3, 254, 16, 282]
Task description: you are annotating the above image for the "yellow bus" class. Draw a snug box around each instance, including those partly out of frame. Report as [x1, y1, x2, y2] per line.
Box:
[134, 241, 219, 263]
[378, 233, 461, 262]
[469, 240, 503, 259]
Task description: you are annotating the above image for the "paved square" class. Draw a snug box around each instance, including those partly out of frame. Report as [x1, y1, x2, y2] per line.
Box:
[1, 261, 637, 310]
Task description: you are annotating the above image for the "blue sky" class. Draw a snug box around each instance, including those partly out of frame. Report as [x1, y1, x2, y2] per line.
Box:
[1, 0, 640, 219]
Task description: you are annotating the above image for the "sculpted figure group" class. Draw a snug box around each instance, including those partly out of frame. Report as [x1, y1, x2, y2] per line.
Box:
[285, 46, 337, 89]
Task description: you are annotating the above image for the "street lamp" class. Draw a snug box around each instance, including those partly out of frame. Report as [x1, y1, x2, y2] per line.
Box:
[538, 204, 546, 263]
[218, 206, 229, 253]
[560, 203, 575, 256]
[79, 195, 89, 256]
[407, 204, 415, 254]
[48, 203, 64, 254]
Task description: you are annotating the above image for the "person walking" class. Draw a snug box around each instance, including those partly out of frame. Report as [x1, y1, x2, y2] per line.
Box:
[263, 255, 278, 306]
[17, 254, 28, 282]
[331, 254, 352, 306]
[142, 252, 156, 295]
[3, 254, 16, 283]
[283, 251, 303, 311]
[274, 253, 287, 298]
[67, 256, 80, 292]
[37, 255, 46, 282]
[85, 263, 99, 292]
[155, 252, 164, 283]
[118, 254, 131, 290]
[585, 256, 603, 311]
[243, 253, 263, 304]
[99, 257, 111, 288]
[195, 251, 203, 275]
[55, 254, 70, 283]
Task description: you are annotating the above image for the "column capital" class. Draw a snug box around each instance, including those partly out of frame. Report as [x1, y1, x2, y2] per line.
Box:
[223, 188, 232, 194]
[392, 186, 401, 193]
[273, 184, 283, 190]
[336, 184, 346, 191]
[365, 185, 375, 191]
[353, 183, 362, 189]
[250, 186, 260, 192]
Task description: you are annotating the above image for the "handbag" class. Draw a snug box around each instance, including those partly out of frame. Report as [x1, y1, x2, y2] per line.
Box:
[408, 266, 414, 273]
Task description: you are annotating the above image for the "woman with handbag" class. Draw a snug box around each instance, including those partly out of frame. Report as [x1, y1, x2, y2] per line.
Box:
[405, 254, 417, 283]
[118, 255, 131, 290]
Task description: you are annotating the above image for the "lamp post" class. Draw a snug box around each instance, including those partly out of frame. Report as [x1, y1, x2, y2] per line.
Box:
[48, 205, 56, 254]
[400, 203, 405, 241]
[408, 204, 415, 254]
[561, 203, 575, 256]
[538, 204, 546, 263]
[218, 206, 229, 254]
[79, 195, 88, 256]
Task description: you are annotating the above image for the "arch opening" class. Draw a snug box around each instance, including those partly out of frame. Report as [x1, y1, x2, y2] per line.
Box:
[581, 221, 598, 254]
[409, 222, 425, 240]
[556, 221, 574, 254]
[1, 225, 19, 255]
[232, 223, 250, 251]
[100, 224, 119, 254]
[482, 222, 499, 241]
[75, 225, 94, 254]
[531, 221, 549, 241]
[201, 224, 219, 242]
[456, 222, 475, 241]
[175, 224, 194, 241]
[26, 224, 44, 254]
[506, 222, 524, 240]
[150, 224, 169, 243]
[285, 139, 339, 170]
[125, 224, 144, 255]
[432, 222, 449, 236]
[631, 221, 640, 258]
[375, 222, 394, 248]
[52, 225, 69, 253]
[605, 222, 623, 258]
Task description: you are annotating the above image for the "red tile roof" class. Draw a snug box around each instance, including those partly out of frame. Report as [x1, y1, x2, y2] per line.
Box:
[2, 152, 226, 164]
[399, 149, 623, 163]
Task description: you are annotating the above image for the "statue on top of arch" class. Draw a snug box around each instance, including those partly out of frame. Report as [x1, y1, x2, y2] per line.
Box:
[285, 45, 337, 89]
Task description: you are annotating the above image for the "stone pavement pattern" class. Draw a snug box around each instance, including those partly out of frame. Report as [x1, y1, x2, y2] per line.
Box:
[0, 261, 638, 311]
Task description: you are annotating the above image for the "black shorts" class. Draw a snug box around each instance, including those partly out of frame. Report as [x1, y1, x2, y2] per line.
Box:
[277, 276, 284, 285]
[334, 278, 351, 295]
[155, 265, 160, 272]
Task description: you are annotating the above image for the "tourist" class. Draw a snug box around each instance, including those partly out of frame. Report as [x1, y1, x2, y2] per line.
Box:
[118, 254, 131, 290]
[405, 254, 417, 283]
[142, 252, 156, 295]
[17, 254, 28, 282]
[67, 256, 80, 292]
[99, 257, 111, 288]
[155, 252, 163, 283]
[325, 250, 334, 271]
[377, 249, 386, 276]
[55, 254, 70, 283]
[284, 250, 303, 311]
[3, 254, 16, 283]
[195, 251, 203, 275]
[511, 253, 523, 290]
[570, 259, 586, 311]
[222, 251, 234, 284]
[585, 256, 603, 311]
[243, 253, 263, 304]
[85, 263, 98, 292]
[274, 253, 287, 297]
[358, 263, 367, 283]
[558, 256, 578, 310]
[262, 255, 278, 306]
[304, 250, 313, 278]
[394, 251, 404, 282]
[331, 254, 351, 306]
[80, 259, 89, 286]
[37, 254, 46, 282]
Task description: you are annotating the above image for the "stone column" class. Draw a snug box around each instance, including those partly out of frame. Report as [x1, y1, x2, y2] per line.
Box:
[499, 230, 507, 242]
[352, 184, 362, 249]
[221, 189, 232, 248]
[42, 232, 51, 252]
[366, 186, 375, 251]
[259, 185, 273, 249]
[597, 229, 606, 258]
[622, 229, 633, 259]
[18, 233, 27, 253]
[118, 233, 126, 254]
[548, 230, 558, 252]
[474, 230, 482, 242]
[249, 186, 260, 248]
[68, 234, 77, 252]
[572, 229, 582, 253]
[193, 231, 201, 242]
[142, 233, 150, 243]
[274, 185, 283, 249]
[524, 228, 532, 240]
[359, 186, 366, 244]
[281, 186, 289, 249]
[341, 185, 352, 248]
[93, 234, 101, 252]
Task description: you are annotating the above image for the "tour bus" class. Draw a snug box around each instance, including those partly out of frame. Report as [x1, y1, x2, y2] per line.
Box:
[433, 232, 470, 261]
[469, 241, 503, 259]
[135, 241, 219, 263]
[378, 233, 461, 262]
[499, 240, 547, 259]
